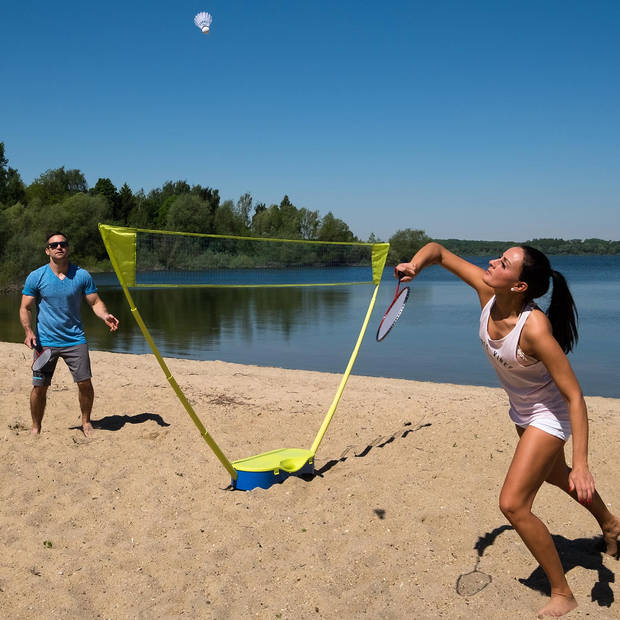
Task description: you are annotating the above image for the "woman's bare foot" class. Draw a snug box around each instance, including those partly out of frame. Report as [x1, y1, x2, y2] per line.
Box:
[82, 422, 95, 438]
[602, 516, 620, 557]
[537, 592, 577, 617]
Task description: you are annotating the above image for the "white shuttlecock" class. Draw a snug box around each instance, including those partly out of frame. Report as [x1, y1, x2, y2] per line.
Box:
[194, 11, 213, 34]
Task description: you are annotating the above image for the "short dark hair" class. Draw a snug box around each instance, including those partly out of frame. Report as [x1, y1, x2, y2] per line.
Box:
[46, 231, 68, 243]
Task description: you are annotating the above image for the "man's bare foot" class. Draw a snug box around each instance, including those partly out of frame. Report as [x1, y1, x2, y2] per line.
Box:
[82, 422, 95, 438]
[31, 426, 41, 435]
[602, 516, 620, 557]
[537, 592, 577, 618]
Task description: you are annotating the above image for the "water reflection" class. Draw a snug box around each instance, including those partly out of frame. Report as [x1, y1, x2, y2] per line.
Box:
[128, 285, 354, 349]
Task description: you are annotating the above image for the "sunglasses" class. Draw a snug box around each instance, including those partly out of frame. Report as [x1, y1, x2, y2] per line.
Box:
[47, 241, 68, 249]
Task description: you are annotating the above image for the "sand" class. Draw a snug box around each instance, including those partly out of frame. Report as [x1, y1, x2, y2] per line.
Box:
[1, 340, 619, 619]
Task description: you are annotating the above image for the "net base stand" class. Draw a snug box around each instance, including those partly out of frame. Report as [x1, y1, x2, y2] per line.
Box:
[231, 448, 315, 491]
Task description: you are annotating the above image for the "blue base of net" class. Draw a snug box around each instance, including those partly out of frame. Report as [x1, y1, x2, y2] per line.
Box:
[232, 460, 315, 491]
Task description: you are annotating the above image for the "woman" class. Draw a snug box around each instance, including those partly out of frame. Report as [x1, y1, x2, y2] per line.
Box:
[395, 242, 619, 618]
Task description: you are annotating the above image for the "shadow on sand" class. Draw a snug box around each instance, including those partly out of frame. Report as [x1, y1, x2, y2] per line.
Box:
[312, 420, 431, 478]
[520, 534, 615, 608]
[70, 412, 171, 432]
[457, 525, 616, 608]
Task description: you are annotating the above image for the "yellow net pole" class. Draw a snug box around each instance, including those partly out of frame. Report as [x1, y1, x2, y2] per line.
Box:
[309, 283, 381, 455]
[129, 309, 237, 479]
[98, 225, 237, 480]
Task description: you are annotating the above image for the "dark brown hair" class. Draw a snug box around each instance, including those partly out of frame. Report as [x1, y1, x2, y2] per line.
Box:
[519, 245, 578, 353]
[46, 231, 68, 243]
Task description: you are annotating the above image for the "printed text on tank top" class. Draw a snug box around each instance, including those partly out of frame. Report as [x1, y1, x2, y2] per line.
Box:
[485, 301, 539, 368]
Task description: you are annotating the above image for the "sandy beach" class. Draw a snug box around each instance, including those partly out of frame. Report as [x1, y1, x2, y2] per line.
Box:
[1, 340, 618, 619]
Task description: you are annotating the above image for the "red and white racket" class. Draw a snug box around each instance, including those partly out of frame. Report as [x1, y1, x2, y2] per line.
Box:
[376, 273, 410, 341]
[32, 344, 52, 371]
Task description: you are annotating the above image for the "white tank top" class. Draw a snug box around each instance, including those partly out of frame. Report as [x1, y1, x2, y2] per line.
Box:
[479, 296, 570, 437]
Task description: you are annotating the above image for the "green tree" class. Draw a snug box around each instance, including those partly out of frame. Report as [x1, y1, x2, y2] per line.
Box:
[214, 199, 244, 234]
[27, 167, 88, 204]
[157, 195, 176, 228]
[388, 228, 431, 263]
[166, 194, 212, 232]
[299, 207, 320, 240]
[0, 201, 39, 283]
[127, 189, 157, 228]
[252, 204, 281, 236]
[0, 193, 111, 284]
[317, 212, 355, 242]
[235, 192, 253, 231]
[278, 195, 303, 238]
[250, 202, 266, 231]
[0, 143, 26, 206]
[91, 178, 120, 219]
[117, 183, 136, 224]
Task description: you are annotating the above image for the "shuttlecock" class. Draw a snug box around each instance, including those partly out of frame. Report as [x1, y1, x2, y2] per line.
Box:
[194, 11, 213, 34]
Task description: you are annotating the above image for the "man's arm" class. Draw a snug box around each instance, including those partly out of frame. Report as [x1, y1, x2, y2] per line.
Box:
[19, 295, 38, 348]
[85, 292, 119, 331]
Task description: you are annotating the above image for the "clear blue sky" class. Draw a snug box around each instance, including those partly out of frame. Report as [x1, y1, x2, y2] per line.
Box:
[2, 1, 619, 241]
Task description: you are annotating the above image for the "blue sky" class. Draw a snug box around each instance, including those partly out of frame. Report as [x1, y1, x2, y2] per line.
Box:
[2, 1, 619, 241]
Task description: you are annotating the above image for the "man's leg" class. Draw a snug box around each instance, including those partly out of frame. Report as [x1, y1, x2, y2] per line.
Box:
[30, 385, 49, 434]
[62, 344, 94, 438]
[77, 379, 95, 437]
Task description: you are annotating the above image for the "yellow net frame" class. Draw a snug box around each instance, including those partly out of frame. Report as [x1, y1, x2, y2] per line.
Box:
[99, 224, 389, 484]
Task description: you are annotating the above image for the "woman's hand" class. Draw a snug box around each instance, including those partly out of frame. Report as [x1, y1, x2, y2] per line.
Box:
[394, 262, 417, 282]
[568, 465, 595, 505]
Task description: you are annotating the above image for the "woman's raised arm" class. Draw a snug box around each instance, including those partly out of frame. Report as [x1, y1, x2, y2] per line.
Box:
[395, 242, 494, 308]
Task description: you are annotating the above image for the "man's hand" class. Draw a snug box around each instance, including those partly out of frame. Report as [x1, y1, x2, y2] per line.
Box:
[103, 313, 119, 332]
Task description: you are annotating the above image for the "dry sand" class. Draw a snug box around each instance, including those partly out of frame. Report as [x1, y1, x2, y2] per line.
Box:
[1, 340, 619, 619]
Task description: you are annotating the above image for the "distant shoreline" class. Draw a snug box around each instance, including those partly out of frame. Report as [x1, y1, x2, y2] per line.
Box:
[2, 251, 620, 292]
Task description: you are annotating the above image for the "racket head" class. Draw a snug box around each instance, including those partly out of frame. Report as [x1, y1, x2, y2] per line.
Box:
[376, 286, 410, 341]
[32, 347, 52, 371]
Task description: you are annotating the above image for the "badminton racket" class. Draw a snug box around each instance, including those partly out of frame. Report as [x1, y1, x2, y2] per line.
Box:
[32, 343, 52, 371]
[376, 273, 410, 341]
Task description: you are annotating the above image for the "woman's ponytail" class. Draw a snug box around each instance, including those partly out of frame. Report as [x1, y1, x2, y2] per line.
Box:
[547, 270, 579, 354]
[519, 246, 579, 353]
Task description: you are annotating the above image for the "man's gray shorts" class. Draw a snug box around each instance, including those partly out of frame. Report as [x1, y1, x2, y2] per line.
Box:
[33, 343, 92, 386]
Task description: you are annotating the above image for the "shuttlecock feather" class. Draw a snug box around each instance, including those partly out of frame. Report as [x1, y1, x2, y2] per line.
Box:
[194, 11, 213, 34]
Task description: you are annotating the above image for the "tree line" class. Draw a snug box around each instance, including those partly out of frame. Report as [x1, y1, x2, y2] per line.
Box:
[1, 142, 618, 289]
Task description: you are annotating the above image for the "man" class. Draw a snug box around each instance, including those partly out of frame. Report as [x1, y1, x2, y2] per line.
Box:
[19, 232, 119, 437]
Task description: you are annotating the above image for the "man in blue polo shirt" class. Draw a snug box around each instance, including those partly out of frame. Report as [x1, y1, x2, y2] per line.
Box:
[19, 231, 119, 437]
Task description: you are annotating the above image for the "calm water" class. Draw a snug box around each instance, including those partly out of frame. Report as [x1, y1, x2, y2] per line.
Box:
[1, 255, 619, 397]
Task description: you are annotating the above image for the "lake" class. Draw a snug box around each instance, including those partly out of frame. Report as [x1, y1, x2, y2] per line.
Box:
[1, 255, 619, 397]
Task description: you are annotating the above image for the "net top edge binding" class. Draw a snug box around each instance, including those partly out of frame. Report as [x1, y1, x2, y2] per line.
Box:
[133, 226, 388, 249]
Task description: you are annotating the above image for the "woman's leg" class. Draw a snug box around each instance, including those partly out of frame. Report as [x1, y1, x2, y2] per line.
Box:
[544, 437, 620, 556]
[500, 425, 577, 617]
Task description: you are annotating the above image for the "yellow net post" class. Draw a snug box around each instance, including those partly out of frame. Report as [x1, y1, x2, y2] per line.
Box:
[99, 224, 237, 480]
[309, 282, 381, 455]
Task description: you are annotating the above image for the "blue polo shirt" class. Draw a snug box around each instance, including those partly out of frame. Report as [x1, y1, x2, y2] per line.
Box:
[22, 263, 98, 347]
